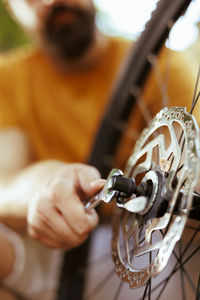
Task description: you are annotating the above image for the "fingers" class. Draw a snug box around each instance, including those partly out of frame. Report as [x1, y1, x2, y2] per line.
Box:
[28, 204, 89, 249]
[54, 179, 99, 236]
[27, 178, 98, 249]
[28, 226, 62, 249]
[88, 179, 106, 195]
[27, 163, 102, 250]
[74, 164, 101, 184]
[73, 164, 102, 198]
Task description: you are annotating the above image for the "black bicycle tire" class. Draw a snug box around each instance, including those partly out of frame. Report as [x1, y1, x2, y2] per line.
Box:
[88, 0, 192, 178]
[89, 0, 200, 222]
[57, 1, 196, 299]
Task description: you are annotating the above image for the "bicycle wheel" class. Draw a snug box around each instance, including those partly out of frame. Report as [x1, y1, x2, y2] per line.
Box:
[89, 0, 194, 177]
[58, 0, 200, 299]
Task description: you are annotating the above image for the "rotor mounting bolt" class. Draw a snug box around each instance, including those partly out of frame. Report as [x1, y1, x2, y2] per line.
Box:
[108, 176, 136, 197]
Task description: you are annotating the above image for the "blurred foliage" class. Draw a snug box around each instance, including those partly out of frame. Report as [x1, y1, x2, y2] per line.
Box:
[0, 0, 199, 61]
[0, 0, 29, 51]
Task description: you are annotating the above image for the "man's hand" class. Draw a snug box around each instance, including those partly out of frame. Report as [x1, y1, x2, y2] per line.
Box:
[0, 161, 104, 250]
[27, 163, 104, 250]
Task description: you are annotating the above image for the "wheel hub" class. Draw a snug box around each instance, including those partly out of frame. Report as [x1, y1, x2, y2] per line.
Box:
[111, 106, 200, 288]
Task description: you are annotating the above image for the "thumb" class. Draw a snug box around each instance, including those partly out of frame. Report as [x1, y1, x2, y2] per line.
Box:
[75, 164, 104, 198]
[87, 179, 106, 196]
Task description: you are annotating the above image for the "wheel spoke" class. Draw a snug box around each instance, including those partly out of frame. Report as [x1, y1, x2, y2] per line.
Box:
[182, 268, 197, 295]
[152, 225, 200, 297]
[182, 245, 200, 268]
[152, 244, 200, 297]
[147, 53, 170, 108]
[182, 224, 200, 259]
[162, 42, 171, 108]
[136, 95, 152, 125]
[85, 1, 200, 300]
[185, 224, 200, 232]
[168, 123, 186, 173]
[84, 268, 115, 300]
[85, 245, 136, 299]
[196, 273, 200, 300]
[113, 281, 124, 300]
[148, 251, 152, 300]
[191, 91, 200, 114]
[179, 240, 186, 300]
[142, 280, 151, 300]
[126, 125, 140, 142]
[172, 244, 196, 294]
[190, 64, 200, 114]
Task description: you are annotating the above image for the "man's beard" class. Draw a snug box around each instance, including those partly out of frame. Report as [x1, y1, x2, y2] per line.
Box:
[44, 4, 96, 60]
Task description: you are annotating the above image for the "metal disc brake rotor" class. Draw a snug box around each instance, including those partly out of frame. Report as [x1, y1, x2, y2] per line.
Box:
[112, 106, 200, 288]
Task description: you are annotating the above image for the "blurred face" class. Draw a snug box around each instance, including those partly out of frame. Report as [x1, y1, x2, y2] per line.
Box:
[5, 0, 96, 60]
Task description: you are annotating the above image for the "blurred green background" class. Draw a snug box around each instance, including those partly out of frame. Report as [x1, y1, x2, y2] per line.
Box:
[0, 0, 29, 51]
[0, 0, 199, 64]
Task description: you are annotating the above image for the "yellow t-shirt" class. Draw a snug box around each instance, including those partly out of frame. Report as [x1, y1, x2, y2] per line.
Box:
[0, 37, 198, 166]
[0, 37, 130, 163]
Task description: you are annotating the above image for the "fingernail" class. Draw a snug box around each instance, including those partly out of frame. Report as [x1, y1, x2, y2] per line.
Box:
[90, 179, 106, 187]
[90, 181, 96, 187]
[87, 209, 99, 224]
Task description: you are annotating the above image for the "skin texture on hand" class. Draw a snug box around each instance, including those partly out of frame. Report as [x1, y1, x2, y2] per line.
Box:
[0, 160, 105, 250]
[26, 162, 104, 250]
